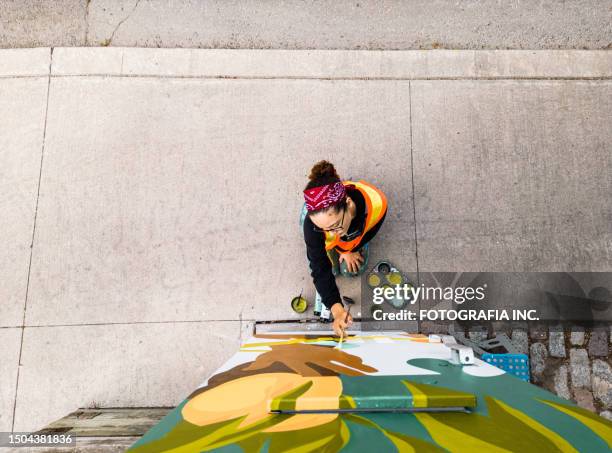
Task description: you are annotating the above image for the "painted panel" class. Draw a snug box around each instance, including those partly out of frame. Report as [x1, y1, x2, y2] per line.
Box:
[128, 331, 612, 452]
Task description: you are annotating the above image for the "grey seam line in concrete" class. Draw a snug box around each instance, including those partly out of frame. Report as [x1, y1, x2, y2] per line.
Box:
[1, 320, 258, 329]
[0, 75, 52, 80]
[11, 48, 54, 433]
[0, 318, 301, 330]
[43, 75, 612, 81]
[239, 310, 245, 344]
[3, 75, 612, 83]
[4, 49, 612, 79]
[407, 81, 421, 316]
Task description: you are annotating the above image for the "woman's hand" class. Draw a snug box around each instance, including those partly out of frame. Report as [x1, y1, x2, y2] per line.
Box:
[338, 250, 364, 273]
[331, 303, 353, 337]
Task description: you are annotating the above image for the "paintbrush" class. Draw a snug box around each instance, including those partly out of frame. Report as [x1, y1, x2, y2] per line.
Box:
[337, 296, 355, 349]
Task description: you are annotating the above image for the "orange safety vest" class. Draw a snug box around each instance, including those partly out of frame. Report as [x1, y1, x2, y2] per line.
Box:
[324, 180, 387, 253]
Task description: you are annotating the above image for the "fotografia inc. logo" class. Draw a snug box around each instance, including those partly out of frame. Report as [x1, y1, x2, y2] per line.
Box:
[372, 283, 487, 305]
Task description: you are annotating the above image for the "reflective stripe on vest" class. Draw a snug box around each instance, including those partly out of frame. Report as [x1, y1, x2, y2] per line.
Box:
[324, 180, 387, 252]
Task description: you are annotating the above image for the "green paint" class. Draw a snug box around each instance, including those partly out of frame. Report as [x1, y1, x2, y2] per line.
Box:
[405, 358, 609, 452]
[402, 380, 477, 408]
[342, 417, 397, 452]
[339, 374, 476, 410]
[127, 399, 189, 450]
[129, 337, 612, 452]
[343, 413, 444, 452]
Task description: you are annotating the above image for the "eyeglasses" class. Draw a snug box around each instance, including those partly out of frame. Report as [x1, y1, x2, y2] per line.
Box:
[312, 206, 346, 233]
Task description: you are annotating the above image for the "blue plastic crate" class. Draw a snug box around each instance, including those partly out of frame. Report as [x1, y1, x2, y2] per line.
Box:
[482, 353, 530, 382]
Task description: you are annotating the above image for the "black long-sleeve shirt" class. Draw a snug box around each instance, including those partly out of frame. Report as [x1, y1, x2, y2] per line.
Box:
[303, 186, 387, 309]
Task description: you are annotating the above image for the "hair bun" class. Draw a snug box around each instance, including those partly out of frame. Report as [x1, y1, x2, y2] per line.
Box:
[308, 160, 339, 182]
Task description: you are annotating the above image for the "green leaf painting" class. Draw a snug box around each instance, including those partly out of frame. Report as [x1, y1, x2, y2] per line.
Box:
[128, 332, 612, 452]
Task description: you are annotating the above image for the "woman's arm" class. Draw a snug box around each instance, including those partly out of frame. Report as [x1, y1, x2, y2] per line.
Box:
[331, 302, 353, 337]
[303, 216, 342, 309]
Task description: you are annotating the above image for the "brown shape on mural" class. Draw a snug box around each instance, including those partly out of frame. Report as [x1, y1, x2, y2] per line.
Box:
[245, 343, 378, 376]
[188, 343, 377, 400]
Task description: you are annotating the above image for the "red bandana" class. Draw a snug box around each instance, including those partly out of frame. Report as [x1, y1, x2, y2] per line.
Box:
[303, 182, 346, 211]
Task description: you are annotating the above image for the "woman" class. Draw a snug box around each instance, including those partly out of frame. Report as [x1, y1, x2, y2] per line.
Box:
[301, 160, 388, 337]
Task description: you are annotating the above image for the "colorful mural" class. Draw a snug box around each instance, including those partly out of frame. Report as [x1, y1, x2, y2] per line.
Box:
[128, 331, 612, 452]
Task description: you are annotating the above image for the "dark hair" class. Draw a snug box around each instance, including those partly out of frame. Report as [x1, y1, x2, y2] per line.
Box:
[304, 160, 347, 215]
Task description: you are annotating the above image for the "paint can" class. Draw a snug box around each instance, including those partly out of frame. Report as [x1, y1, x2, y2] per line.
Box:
[313, 291, 331, 321]
[367, 273, 381, 288]
[376, 261, 392, 274]
[291, 296, 308, 313]
[386, 271, 403, 285]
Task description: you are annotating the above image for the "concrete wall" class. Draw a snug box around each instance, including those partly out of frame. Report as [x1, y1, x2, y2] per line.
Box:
[1, 1, 612, 49]
[1, 48, 611, 431]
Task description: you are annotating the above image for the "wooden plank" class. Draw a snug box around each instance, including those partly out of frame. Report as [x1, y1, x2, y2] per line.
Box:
[36, 408, 172, 437]
[31, 436, 141, 452]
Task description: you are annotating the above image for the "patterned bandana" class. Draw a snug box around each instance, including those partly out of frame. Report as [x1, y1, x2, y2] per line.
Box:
[303, 181, 346, 211]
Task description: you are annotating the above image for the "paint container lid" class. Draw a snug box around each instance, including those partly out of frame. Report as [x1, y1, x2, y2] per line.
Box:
[291, 296, 308, 313]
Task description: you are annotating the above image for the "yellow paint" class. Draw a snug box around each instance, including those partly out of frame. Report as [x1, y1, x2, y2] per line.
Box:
[242, 337, 338, 349]
[291, 296, 308, 313]
[540, 399, 612, 448]
[165, 415, 272, 453]
[266, 376, 341, 432]
[368, 273, 381, 287]
[269, 381, 314, 411]
[182, 373, 306, 429]
[386, 271, 403, 285]
[494, 399, 577, 452]
[385, 433, 419, 453]
[263, 414, 338, 433]
[414, 413, 509, 453]
[296, 376, 343, 411]
[177, 373, 345, 451]
[274, 432, 337, 453]
[339, 418, 351, 449]
[344, 413, 443, 453]
[402, 380, 476, 408]
[402, 381, 428, 408]
[241, 334, 432, 350]
[342, 394, 357, 409]
[406, 337, 431, 343]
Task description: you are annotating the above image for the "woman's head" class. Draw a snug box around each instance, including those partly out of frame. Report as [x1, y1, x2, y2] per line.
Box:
[303, 161, 351, 235]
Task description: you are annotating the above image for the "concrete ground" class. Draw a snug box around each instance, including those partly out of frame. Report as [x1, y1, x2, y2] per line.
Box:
[1, 1, 611, 49]
[1, 48, 611, 433]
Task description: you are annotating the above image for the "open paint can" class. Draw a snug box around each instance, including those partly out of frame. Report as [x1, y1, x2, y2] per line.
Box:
[291, 296, 309, 313]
